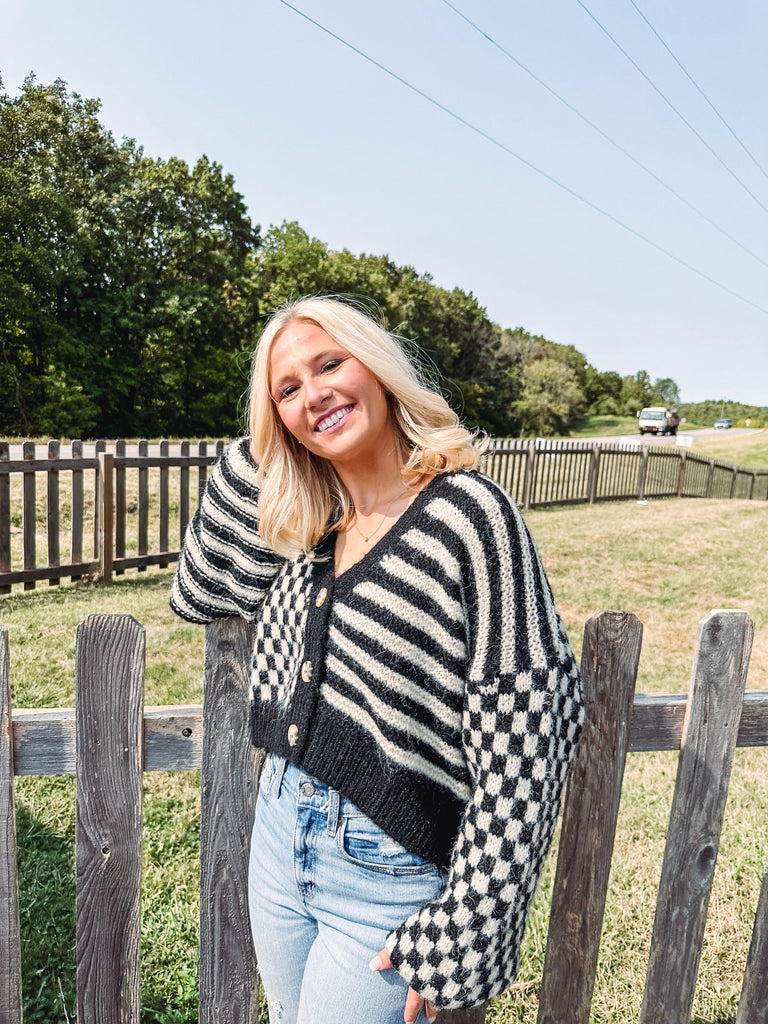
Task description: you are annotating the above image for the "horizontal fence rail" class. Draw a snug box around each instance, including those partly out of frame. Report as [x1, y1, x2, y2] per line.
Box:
[0, 611, 766, 1024]
[1, 437, 766, 590]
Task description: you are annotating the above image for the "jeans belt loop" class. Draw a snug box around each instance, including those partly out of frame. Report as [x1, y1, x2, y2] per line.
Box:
[327, 788, 340, 837]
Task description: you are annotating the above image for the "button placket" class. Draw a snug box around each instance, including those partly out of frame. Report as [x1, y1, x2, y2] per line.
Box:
[284, 560, 335, 760]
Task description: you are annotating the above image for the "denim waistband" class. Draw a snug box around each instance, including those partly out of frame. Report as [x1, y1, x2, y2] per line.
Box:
[263, 753, 370, 837]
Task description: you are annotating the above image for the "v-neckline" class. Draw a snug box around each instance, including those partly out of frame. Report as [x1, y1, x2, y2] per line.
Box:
[321, 472, 448, 592]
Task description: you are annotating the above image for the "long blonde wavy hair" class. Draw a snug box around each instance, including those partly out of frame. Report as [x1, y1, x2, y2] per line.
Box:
[248, 296, 480, 559]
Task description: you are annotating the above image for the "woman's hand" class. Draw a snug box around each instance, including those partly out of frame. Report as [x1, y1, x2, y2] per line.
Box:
[370, 948, 438, 1022]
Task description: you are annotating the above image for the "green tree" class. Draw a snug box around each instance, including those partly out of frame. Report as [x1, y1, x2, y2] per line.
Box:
[0, 76, 260, 437]
[517, 357, 583, 436]
[619, 371, 654, 416]
[650, 376, 680, 406]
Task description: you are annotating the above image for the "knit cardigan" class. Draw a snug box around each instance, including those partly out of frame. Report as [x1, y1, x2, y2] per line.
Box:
[170, 438, 584, 1010]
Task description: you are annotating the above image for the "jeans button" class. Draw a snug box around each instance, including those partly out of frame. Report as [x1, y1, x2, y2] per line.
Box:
[301, 782, 316, 797]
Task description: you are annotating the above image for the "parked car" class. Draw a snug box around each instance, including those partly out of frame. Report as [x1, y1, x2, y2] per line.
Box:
[714, 417, 732, 429]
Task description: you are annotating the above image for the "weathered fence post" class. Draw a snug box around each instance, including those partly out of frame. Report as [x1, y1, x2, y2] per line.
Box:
[0, 626, 22, 1024]
[71, 439, 84, 582]
[93, 440, 106, 565]
[22, 441, 35, 592]
[0, 443, 9, 596]
[179, 440, 190, 543]
[588, 444, 601, 504]
[736, 862, 768, 1024]
[522, 439, 538, 510]
[75, 614, 145, 1024]
[639, 610, 754, 1024]
[97, 452, 114, 586]
[676, 448, 687, 497]
[47, 440, 60, 586]
[705, 458, 715, 498]
[200, 619, 261, 1024]
[159, 440, 170, 568]
[537, 611, 643, 1024]
[115, 439, 126, 576]
[637, 445, 649, 501]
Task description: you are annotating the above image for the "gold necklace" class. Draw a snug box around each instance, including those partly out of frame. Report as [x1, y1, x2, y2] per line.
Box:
[352, 488, 409, 544]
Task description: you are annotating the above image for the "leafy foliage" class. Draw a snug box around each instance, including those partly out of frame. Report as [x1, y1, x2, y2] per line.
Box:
[1, 76, 260, 437]
[1, 78, 712, 440]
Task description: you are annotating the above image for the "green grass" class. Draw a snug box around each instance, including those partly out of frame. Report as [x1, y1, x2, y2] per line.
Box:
[1, 496, 767, 1022]
[690, 428, 768, 469]
[570, 415, 640, 437]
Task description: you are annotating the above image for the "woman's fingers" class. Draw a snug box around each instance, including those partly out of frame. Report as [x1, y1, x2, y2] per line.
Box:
[370, 947, 392, 971]
[370, 948, 438, 1021]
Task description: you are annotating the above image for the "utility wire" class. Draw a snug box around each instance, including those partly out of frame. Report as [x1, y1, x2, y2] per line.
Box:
[439, 0, 768, 272]
[574, 0, 768, 218]
[627, 0, 768, 184]
[277, 0, 768, 317]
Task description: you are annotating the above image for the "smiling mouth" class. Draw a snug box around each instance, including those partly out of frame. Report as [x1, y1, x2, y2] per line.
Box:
[315, 405, 354, 432]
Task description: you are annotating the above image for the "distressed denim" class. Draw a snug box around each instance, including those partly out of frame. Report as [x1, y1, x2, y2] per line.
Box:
[248, 753, 445, 1023]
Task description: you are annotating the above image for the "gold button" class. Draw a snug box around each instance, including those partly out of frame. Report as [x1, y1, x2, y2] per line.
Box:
[301, 660, 313, 683]
[316, 587, 328, 607]
[288, 724, 299, 747]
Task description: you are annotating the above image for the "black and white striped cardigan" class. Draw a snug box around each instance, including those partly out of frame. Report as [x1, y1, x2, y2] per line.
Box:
[170, 438, 584, 1010]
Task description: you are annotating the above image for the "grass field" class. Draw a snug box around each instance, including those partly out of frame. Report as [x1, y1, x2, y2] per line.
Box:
[1, 496, 767, 1022]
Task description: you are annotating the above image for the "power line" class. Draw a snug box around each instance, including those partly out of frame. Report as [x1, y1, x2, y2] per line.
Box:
[574, 0, 768, 218]
[627, 0, 768, 183]
[439, 0, 768, 272]
[277, 0, 768, 317]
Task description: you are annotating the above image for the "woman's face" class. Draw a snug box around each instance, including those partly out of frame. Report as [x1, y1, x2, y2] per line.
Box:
[268, 320, 394, 471]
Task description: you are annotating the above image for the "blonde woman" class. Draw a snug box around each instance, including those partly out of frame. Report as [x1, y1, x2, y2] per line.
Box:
[171, 296, 584, 1023]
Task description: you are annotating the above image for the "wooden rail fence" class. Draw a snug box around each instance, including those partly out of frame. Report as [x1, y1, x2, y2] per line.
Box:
[1, 610, 766, 1023]
[1, 438, 767, 591]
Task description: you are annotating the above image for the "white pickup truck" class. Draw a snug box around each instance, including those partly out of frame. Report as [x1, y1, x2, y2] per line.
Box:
[638, 407, 680, 436]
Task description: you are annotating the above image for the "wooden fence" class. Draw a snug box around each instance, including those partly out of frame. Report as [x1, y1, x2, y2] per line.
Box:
[1, 610, 766, 1023]
[1, 438, 767, 591]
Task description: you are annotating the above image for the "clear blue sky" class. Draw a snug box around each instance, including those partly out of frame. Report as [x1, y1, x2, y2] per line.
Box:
[4, 0, 768, 405]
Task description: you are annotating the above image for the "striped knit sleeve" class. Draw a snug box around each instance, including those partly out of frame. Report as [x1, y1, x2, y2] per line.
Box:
[384, 474, 585, 1010]
[170, 438, 284, 623]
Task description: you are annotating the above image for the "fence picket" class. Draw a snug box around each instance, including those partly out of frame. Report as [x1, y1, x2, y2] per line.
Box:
[159, 440, 169, 568]
[47, 440, 60, 586]
[639, 610, 755, 1024]
[71, 439, 84, 581]
[736, 863, 768, 1024]
[200, 619, 260, 1024]
[537, 611, 643, 1024]
[138, 440, 148, 572]
[75, 614, 145, 1024]
[0, 626, 22, 1024]
[115, 439, 126, 575]
[0, 443, 9, 596]
[22, 442, 35, 591]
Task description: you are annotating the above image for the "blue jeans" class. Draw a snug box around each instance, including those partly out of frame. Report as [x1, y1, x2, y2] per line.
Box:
[248, 753, 445, 1024]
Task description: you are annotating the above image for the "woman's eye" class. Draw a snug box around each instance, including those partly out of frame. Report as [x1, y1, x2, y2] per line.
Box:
[322, 359, 343, 373]
[277, 385, 298, 401]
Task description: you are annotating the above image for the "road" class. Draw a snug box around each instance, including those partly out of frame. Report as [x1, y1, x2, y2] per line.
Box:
[3, 428, 762, 460]
[584, 427, 760, 446]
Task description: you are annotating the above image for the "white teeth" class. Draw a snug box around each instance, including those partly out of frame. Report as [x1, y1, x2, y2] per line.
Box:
[317, 406, 352, 432]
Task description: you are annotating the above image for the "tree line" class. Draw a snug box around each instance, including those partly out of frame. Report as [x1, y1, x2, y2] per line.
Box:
[2, 77, 763, 440]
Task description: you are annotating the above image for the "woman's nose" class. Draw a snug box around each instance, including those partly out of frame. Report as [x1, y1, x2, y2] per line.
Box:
[304, 376, 332, 407]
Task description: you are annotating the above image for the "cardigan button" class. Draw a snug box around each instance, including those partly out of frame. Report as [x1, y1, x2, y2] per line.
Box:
[315, 586, 328, 607]
[301, 660, 313, 683]
[287, 724, 299, 747]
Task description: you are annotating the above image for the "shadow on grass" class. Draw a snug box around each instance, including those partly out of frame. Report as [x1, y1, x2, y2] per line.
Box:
[1, 568, 178, 611]
[16, 798, 77, 1023]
